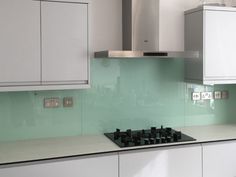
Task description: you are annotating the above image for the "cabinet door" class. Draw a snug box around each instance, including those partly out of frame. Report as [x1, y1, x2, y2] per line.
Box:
[0, 154, 118, 177]
[204, 10, 236, 80]
[0, 0, 40, 85]
[203, 141, 236, 177]
[41, 1, 88, 85]
[120, 145, 202, 177]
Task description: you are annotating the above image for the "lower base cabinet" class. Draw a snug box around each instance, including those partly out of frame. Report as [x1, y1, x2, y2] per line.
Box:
[203, 141, 236, 177]
[0, 154, 118, 177]
[3, 141, 236, 177]
[119, 145, 202, 177]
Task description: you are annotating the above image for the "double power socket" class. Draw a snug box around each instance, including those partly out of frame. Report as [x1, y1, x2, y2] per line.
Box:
[192, 91, 229, 101]
[44, 97, 73, 108]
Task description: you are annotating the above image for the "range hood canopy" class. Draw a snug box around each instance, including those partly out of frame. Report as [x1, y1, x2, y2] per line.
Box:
[94, 0, 199, 59]
[95, 51, 199, 59]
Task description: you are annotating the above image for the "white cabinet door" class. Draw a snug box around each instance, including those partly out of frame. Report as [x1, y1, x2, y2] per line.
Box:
[203, 141, 236, 177]
[204, 10, 236, 80]
[185, 7, 236, 85]
[120, 145, 202, 177]
[0, 154, 118, 177]
[41, 1, 89, 85]
[0, 0, 40, 85]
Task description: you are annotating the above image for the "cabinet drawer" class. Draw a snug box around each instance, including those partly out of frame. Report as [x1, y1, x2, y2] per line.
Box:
[0, 154, 118, 177]
[120, 145, 202, 177]
[203, 141, 236, 177]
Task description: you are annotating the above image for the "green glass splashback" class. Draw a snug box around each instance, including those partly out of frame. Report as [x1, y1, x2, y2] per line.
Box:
[0, 59, 233, 141]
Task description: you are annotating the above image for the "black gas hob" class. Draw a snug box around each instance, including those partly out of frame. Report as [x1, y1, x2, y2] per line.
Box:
[105, 126, 196, 148]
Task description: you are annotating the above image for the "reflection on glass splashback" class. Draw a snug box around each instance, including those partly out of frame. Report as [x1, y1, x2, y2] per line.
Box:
[0, 58, 234, 141]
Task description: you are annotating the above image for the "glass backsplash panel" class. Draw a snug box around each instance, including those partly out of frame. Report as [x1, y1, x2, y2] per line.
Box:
[0, 59, 233, 141]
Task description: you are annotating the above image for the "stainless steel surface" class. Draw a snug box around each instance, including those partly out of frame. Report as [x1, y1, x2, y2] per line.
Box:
[94, 0, 200, 59]
[122, 0, 159, 51]
[95, 50, 199, 59]
[95, 51, 144, 58]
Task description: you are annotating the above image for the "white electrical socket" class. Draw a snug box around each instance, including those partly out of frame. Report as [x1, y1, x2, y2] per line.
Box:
[44, 98, 60, 108]
[191, 92, 201, 101]
[201, 92, 213, 100]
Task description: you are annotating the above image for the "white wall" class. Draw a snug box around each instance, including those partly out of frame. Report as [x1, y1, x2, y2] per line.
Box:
[159, 0, 199, 51]
[91, 0, 122, 53]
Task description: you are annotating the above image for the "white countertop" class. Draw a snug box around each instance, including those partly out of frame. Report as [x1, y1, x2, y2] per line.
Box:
[1, 124, 236, 165]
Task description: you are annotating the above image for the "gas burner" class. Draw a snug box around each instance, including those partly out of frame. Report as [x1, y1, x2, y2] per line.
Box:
[105, 126, 196, 148]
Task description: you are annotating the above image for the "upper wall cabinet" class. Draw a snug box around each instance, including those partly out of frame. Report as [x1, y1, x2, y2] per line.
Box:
[0, 0, 90, 92]
[0, 0, 40, 86]
[185, 6, 236, 85]
[41, 1, 89, 85]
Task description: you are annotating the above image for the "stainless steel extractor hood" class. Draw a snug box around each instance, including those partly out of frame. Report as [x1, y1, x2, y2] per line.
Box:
[94, 0, 199, 59]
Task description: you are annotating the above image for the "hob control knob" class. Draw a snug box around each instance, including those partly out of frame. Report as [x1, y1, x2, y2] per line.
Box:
[126, 129, 132, 137]
[150, 138, 155, 144]
[121, 135, 126, 143]
[114, 129, 121, 140]
[142, 129, 145, 135]
[156, 138, 160, 144]
[124, 141, 129, 147]
[137, 132, 142, 139]
[173, 133, 179, 142]
[134, 140, 141, 146]
[167, 136, 171, 143]
[166, 128, 172, 136]
[161, 137, 166, 143]
[144, 139, 150, 145]
[151, 127, 157, 134]
[176, 131, 182, 139]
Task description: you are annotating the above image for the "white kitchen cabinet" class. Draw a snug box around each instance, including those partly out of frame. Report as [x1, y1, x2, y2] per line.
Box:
[185, 6, 236, 85]
[0, 0, 90, 92]
[41, 1, 89, 85]
[0, 0, 40, 86]
[119, 145, 202, 177]
[0, 154, 118, 177]
[203, 141, 236, 177]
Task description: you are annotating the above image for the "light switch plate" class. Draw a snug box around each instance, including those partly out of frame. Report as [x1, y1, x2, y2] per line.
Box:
[63, 97, 73, 107]
[44, 98, 60, 108]
[214, 91, 222, 99]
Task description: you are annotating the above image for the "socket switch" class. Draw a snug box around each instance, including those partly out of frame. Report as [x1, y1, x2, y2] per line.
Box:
[63, 97, 73, 107]
[201, 92, 213, 100]
[192, 92, 201, 101]
[44, 98, 60, 108]
[214, 91, 222, 99]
